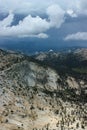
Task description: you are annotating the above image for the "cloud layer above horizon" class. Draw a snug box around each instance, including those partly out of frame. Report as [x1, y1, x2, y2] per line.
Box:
[0, 5, 65, 38]
[0, 0, 87, 40]
[64, 32, 87, 41]
[0, 0, 87, 15]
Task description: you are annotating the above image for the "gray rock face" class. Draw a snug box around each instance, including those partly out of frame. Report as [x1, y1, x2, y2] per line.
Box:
[0, 49, 87, 130]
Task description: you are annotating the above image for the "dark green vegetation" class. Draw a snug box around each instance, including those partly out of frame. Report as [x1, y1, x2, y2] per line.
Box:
[33, 51, 87, 80]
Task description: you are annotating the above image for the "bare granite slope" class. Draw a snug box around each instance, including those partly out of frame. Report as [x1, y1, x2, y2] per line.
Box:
[0, 49, 87, 130]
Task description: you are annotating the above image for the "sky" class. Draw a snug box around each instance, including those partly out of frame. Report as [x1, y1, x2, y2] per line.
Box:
[0, 0, 87, 53]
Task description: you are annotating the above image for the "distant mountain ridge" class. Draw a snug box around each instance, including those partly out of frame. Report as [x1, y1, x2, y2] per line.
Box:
[34, 48, 87, 78]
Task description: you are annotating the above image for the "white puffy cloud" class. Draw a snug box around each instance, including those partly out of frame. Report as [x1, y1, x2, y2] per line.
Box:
[0, 11, 14, 28]
[64, 32, 87, 41]
[67, 9, 77, 17]
[0, 13, 49, 38]
[0, 5, 65, 38]
[19, 33, 49, 39]
[47, 4, 65, 28]
[36, 33, 49, 39]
